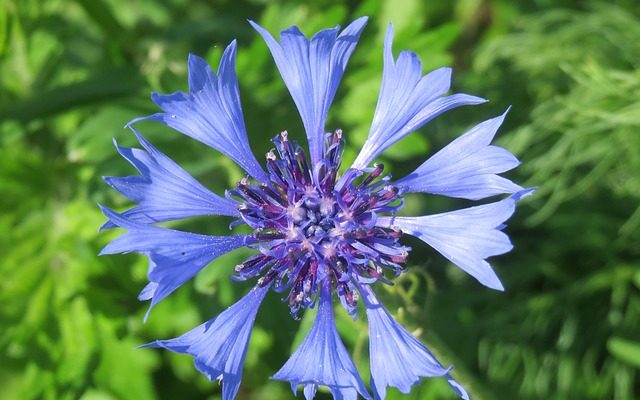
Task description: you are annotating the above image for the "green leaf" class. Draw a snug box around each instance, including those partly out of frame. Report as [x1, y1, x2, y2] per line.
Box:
[607, 337, 640, 368]
[0, 68, 143, 122]
[0, 0, 11, 56]
[73, 0, 127, 45]
[56, 298, 95, 388]
[67, 106, 136, 163]
[94, 315, 158, 400]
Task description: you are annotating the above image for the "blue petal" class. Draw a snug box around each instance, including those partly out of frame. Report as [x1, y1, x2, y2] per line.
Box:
[128, 42, 268, 182]
[102, 127, 239, 229]
[395, 110, 523, 200]
[99, 206, 253, 319]
[376, 189, 535, 290]
[350, 24, 486, 170]
[447, 377, 471, 400]
[140, 285, 269, 400]
[137, 259, 158, 301]
[250, 17, 368, 165]
[360, 285, 460, 399]
[272, 281, 371, 400]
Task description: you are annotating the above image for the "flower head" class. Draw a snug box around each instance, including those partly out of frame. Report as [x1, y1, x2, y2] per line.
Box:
[101, 16, 531, 399]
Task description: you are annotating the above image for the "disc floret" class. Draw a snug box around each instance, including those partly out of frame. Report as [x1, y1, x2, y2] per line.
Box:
[229, 130, 408, 317]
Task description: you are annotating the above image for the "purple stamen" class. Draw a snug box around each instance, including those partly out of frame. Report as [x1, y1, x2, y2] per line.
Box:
[229, 131, 406, 316]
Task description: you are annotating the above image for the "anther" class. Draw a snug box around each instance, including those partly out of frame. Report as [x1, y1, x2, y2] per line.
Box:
[379, 185, 399, 201]
[254, 229, 285, 241]
[358, 163, 384, 189]
[257, 269, 278, 287]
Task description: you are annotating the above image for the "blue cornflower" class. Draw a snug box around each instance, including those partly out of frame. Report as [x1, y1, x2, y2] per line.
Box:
[101, 17, 531, 400]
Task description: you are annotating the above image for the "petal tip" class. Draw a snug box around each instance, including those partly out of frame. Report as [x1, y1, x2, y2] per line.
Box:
[513, 187, 537, 201]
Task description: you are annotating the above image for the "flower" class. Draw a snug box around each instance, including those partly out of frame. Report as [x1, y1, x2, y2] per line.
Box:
[101, 16, 531, 400]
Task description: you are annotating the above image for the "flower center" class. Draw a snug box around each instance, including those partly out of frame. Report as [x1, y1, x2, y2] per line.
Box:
[229, 130, 408, 318]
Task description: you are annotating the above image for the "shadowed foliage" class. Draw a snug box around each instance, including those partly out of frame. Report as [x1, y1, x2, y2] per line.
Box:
[1, 1, 638, 399]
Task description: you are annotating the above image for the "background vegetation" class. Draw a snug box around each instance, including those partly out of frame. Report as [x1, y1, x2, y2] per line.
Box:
[1, 0, 638, 399]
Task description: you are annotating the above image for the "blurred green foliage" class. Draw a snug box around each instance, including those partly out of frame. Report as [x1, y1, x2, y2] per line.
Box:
[1, 0, 638, 399]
